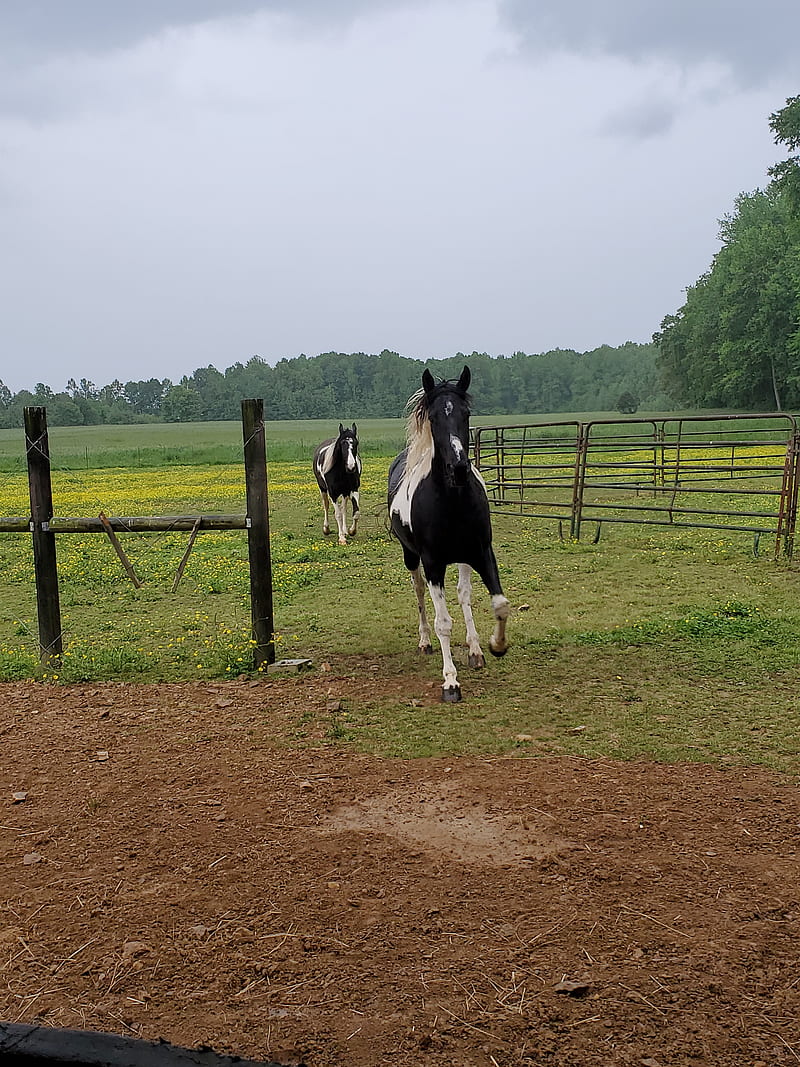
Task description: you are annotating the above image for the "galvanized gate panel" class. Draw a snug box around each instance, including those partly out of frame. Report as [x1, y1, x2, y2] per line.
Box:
[474, 414, 800, 556]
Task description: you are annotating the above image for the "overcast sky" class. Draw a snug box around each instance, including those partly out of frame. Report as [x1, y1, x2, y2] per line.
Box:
[1, 1, 797, 394]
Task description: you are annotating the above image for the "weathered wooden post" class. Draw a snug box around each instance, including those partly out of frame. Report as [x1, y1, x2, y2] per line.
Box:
[241, 398, 275, 668]
[24, 406, 63, 663]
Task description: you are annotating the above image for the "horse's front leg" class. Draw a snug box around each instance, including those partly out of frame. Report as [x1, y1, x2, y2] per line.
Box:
[457, 563, 485, 669]
[332, 497, 348, 545]
[320, 490, 331, 536]
[475, 547, 511, 657]
[427, 580, 460, 702]
[347, 490, 360, 537]
[489, 593, 511, 657]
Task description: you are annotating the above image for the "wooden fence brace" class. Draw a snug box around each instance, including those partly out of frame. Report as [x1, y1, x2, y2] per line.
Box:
[24, 406, 63, 663]
[241, 398, 275, 668]
[171, 517, 202, 592]
[98, 511, 142, 588]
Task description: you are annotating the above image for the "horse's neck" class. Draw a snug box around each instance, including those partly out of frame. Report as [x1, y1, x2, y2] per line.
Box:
[406, 423, 433, 473]
[321, 440, 340, 476]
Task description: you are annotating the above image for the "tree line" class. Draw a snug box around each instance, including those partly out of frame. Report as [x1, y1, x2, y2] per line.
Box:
[655, 95, 800, 409]
[0, 343, 669, 427]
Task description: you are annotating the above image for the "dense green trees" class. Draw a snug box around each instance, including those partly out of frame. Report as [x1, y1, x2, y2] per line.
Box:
[768, 94, 800, 209]
[0, 343, 669, 427]
[655, 96, 800, 409]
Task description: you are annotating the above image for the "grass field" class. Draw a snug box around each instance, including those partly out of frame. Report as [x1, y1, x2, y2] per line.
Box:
[3, 420, 800, 772]
[2, 408, 768, 470]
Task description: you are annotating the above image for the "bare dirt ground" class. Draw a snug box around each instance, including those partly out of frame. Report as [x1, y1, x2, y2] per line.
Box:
[2, 673, 799, 1067]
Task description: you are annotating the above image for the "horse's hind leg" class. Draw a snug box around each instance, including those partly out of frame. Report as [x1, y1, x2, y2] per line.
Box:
[410, 564, 433, 654]
[321, 491, 332, 536]
[347, 491, 360, 537]
[427, 580, 461, 702]
[457, 564, 485, 669]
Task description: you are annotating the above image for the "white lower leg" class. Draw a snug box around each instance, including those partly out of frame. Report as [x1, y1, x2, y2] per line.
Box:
[457, 564, 484, 666]
[333, 499, 348, 544]
[428, 582, 458, 693]
[489, 593, 511, 656]
[411, 567, 432, 651]
[348, 492, 360, 536]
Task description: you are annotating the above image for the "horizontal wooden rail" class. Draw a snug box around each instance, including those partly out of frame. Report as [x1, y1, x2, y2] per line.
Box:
[0, 517, 29, 532]
[0, 514, 247, 534]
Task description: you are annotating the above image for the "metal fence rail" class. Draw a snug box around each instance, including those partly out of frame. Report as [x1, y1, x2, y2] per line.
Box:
[473, 413, 800, 556]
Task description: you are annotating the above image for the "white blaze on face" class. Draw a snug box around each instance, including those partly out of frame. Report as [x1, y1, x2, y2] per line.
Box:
[345, 440, 357, 471]
[449, 434, 464, 461]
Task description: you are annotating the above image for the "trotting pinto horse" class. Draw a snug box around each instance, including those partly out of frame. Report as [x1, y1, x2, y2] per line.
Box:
[387, 366, 510, 701]
[313, 423, 362, 545]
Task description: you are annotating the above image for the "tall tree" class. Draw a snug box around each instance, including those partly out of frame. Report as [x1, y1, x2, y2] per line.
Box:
[656, 96, 800, 410]
[769, 95, 800, 210]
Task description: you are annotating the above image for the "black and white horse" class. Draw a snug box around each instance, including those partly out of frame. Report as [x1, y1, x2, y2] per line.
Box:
[313, 423, 362, 545]
[388, 366, 510, 702]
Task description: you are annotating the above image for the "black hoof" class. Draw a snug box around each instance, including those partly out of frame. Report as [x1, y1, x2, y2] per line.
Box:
[441, 685, 462, 703]
[419, 644, 434, 656]
[489, 643, 509, 658]
[468, 653, 485, 669]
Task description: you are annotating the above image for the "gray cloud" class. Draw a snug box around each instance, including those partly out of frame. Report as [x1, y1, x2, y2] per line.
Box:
[0, 2, 795, 393]
[1, 2, 262, 54]
[0, 1, 410, 54]
[0, 0, 422, 121]
[499, 0, 800, 85]
[603, 96, 679, 140]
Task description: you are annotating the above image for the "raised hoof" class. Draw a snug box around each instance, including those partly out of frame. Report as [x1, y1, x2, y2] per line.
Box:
[441, 684, 462, 703]
[419, 644, 434, 656]
[468, 652, 485, 669]
[489, 640, 509, 658]
[347, 527, 357, 537]
[323, 527, 332, 536]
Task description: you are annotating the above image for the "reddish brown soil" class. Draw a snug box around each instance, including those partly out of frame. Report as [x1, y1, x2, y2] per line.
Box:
[2, 675, 799, 1067]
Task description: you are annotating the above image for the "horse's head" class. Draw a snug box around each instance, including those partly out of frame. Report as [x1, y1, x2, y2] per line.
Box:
[337, 422, 359, 473]
[421, 366, 472, 487]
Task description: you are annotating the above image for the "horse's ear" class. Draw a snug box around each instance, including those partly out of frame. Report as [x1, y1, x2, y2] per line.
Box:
[422, 369, 436, 394]
[338, 423, 344, 435]
[352, 423, 357, 435]
[457, 366, 471, 393]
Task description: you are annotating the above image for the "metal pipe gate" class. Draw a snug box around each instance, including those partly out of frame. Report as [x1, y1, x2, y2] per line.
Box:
[473, 413, 800, 557]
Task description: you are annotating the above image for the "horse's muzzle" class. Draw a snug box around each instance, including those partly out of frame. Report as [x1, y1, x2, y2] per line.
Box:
[445, 461, 470, 488]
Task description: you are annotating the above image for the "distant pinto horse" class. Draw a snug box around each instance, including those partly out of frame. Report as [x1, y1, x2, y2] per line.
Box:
[387, 366, 510, 702]
[313, 423, 362, 545]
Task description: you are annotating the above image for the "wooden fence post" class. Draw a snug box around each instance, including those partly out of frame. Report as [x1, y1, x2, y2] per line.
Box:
[24, 406, 63, 663]
[241, 399, 275, 668]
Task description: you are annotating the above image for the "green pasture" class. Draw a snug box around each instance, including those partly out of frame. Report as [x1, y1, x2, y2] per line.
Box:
[0, 417, 405, 469]
[2, 439, 800, 773]
[1, 408, 774, 471]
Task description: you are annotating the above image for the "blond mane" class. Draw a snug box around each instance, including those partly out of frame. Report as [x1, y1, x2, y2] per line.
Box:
[404, 386, 433, 471]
